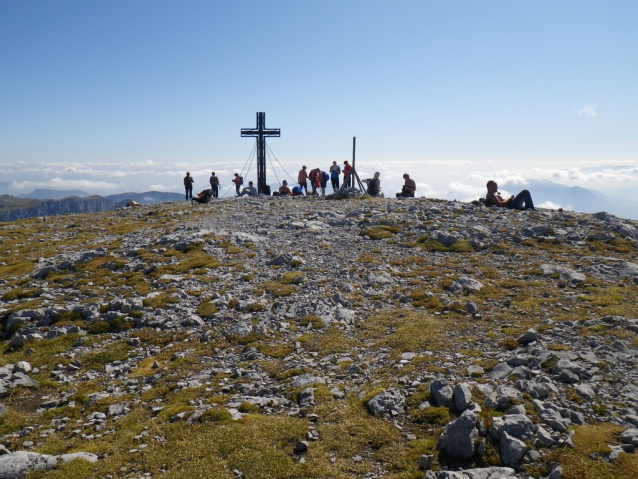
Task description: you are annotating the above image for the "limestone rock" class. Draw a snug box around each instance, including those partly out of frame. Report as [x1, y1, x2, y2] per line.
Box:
[366, 388, 405, 419]
[437, 411, 478, 460]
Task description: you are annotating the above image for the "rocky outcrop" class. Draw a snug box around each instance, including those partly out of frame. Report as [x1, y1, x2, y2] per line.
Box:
[1, 197, 638, 478]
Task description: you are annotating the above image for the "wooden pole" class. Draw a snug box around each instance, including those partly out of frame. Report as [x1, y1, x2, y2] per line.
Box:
[352, 136, 356, 170]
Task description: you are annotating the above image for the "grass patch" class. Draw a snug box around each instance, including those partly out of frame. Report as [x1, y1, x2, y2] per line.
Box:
[546, 423, 638, 479]
[1, 286, 41, 301]
[195, 296, 218, 318]
[298, 326, 361, 355]
[360, 226, 400, 240]
[299, 315, 326, 329]
[81, 341, 131, 371]
[358, 310, 447, 355]
[255, 282, 297, 297]
[143, 291, 180, 309]
[157, 250, 221, 275]
[410, 405, 451, 425]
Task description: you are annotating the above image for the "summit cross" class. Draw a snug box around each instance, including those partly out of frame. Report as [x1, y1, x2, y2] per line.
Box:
[241, 112, 280, 195]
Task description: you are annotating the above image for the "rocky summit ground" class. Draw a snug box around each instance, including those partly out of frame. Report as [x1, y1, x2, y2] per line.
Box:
[1, 195, 638, 479]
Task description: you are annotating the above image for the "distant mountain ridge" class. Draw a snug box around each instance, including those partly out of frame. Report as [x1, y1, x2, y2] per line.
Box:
[0, 191, 184, 223]
[0, 196, 114, 222]
[17, 189, 91, 200]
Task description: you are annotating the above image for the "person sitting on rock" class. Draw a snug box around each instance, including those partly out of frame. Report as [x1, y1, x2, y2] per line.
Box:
[239, 181, 258, 197]
[278, 180, 292, 196]
[363, 172, 381, 197]
[485, 180, 535, 211]
[396, 173, 416, 197]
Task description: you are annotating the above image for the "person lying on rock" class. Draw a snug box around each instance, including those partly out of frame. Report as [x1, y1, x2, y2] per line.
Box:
[485, 180, 535, 211]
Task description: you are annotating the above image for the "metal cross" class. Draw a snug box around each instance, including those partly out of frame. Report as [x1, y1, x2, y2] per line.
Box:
[241, 112, 280, 195]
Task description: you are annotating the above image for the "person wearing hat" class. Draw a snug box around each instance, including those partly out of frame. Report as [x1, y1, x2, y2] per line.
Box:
[279, 180, 292, 196]
[184, 172, 194, 200]
[343, 161, 352, 188]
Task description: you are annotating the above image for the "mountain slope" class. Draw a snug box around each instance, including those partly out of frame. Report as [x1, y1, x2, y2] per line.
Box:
[0, 195, 114, 222]
[0, 191, 184, 222]
[1, 197, 638, 478]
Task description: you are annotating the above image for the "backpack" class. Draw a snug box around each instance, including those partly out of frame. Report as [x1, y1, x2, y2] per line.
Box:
[367, 178, 380, 196]
[292, 186, 302, 196]
[210, 176, 219, 186]
[239, 176, 244, 185]
[322, 171, 329, 182]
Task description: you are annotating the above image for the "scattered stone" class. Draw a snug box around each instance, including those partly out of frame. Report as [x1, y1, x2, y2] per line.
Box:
[436, 411, 478, 460]
[500, 431, 528, 467]
[366, 388, 405, 418]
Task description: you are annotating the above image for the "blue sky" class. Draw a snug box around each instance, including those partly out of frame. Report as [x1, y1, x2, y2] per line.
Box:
[1, 1, 637, 200]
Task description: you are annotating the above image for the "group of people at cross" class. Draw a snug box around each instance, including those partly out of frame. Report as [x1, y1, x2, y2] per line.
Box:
[183, 170, 534, 211]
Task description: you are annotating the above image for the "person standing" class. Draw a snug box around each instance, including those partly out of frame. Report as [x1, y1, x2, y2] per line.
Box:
[209, 172, 219, 198]
[309, 168, 318, 195]
[329, 161, 341, 192]
[184, 172, 194, 200]
[232, 173, 242, 196]
[320, 170, 328, 196]
[298, 166, 308, 194]
[343, 161, 352, 188]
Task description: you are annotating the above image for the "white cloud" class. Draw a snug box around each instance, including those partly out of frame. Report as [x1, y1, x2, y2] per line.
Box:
[11, 178, 118, 192]
[447, 181, 484, 201]
[538, 201, 571, 211]
[147, 184, 173, 192]
[414, 182, 439, 197]
[577, 105, 597, 117]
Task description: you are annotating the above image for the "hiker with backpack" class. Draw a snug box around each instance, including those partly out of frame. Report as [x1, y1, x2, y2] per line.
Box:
[191, 189, 214, 205]
[485, 180, 535, 211]
[329, 161, 340, 192]
[184, 172, 194, 200]
[209, 172, 219, 198]
[364, 172, 382, 197]
[232, 173, 243, 196]
[309, 168, 318, 195]
[320, 170, 329, 196]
